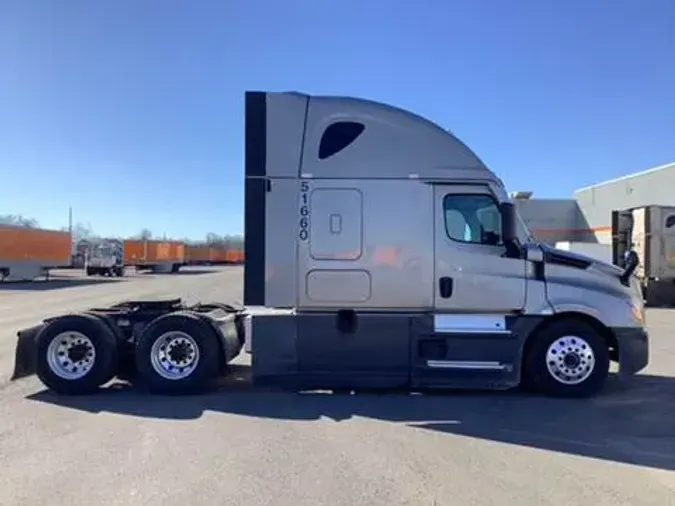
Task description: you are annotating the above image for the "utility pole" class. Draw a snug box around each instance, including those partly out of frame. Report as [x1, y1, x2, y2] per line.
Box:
[68, 206, 74, 253]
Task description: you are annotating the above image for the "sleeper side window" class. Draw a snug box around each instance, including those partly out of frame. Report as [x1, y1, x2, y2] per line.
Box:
[318, 121, 365, 160]
[443, 194, 502, 246]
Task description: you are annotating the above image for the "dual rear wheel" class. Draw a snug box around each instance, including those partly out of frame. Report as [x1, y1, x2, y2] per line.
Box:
[36, 314, 119, 395]
[35, 312, 222, 395]
[134, 312, 221, 395]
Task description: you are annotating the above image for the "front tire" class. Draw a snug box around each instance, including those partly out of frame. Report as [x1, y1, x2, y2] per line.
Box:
[523, 319, 610, 398]
[35, 314, 119, 395]
[134, 312, 221, 395]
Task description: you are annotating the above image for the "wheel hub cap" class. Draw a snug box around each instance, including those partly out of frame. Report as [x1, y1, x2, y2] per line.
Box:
[47, 332, 96, 380]
[150, 331, 200, 380]
[563, 353, 581, 368]
[545, 335, 595, 385]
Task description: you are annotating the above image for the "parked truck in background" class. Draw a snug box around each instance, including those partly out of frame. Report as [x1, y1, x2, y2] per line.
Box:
[85, 238, 125, 277]
[12, 90, 648, 400]
[85, 239, 186, 276]
[0, 226, 71, 282]
[611, 205, 675, 305]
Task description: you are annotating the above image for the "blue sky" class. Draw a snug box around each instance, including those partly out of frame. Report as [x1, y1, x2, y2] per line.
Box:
[1, 1, 673, 240]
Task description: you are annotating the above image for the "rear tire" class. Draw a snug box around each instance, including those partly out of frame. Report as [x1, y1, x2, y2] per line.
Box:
[35, 314, 119, 395]
[523, 319, 610, 398]
[134, 311, 221, 395]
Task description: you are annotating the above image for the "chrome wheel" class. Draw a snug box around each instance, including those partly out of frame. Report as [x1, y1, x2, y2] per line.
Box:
[545, 335, 595, 385]
[150, 331, 200, 380]
[46, 331, 97, 380]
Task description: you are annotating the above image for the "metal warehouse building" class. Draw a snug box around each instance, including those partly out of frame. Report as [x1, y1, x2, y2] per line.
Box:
[514, 161, 675, 245]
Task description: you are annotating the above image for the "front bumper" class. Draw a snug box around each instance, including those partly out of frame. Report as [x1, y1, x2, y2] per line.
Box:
[613, 326, 649, 376]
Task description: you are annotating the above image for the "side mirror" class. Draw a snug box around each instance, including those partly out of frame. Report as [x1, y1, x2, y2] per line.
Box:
[500, 202, 521, 258]
[619, 249, 639, 284]
[500, 202, 517, 243]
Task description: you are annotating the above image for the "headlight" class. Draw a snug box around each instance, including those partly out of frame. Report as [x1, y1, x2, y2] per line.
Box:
[628, 300, 645, 325]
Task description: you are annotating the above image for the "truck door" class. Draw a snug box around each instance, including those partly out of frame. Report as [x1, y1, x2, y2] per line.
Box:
[433, 184, 527, 313]
[411, 185, 528, 389]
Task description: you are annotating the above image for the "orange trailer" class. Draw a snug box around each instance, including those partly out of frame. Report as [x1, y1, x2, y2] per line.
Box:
[186, 245, 216, 264]
[225, 249, 244, 264]
[186, 245, 244, 265]
[211, 247, 244, 264]
[0, 226, 71, 281]
[211, 248, 229, 264]
[123, 240, 186, 273]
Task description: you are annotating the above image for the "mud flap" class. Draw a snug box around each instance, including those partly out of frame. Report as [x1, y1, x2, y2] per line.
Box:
[11, 324, 43, 380]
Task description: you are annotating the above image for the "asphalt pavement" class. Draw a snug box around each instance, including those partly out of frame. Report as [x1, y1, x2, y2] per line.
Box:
[1, 266, 674, 505]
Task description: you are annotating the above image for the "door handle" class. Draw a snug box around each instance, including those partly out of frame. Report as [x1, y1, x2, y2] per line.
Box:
[439, 277, 453, 298]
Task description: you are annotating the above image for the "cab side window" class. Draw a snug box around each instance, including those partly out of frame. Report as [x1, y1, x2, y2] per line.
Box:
[443, 194, 502, 246]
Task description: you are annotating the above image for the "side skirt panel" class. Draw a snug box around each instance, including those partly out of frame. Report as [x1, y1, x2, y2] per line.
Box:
[251, 311, 410, 389]
[249, 311, 545, 391]
[411, 314, 545, 390]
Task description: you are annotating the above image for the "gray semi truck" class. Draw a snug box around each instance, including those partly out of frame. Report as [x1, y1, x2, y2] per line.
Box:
[612, 205, 675, 306]
[85, 238, 125, 277]
[11, 90, 648, 398]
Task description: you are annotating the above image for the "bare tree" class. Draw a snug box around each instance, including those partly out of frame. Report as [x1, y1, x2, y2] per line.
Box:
[133, 228, 153, 240]
[0, 214, 39, 228]
[204, 233, 243, 249]
[60, 222, 97, 242]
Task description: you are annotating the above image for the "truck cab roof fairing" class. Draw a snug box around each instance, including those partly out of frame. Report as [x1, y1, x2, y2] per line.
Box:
[242, 90, 502, 305]
[245, 90, 497, 180]
[300, 94, 494, 181]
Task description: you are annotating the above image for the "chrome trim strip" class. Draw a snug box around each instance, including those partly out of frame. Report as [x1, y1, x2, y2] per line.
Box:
[426, 360, 507, 370]
[434, 328, 513, 335]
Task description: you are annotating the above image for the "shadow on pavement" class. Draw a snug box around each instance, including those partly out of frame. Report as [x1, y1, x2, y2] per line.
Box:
[135, 269, 218, 277]
[172, 269, 220, 276]
[0, 277, 125, 291]
[27, 370, 675, 471]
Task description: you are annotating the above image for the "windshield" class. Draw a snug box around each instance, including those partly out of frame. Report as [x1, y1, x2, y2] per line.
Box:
[92, 245, 113, 256]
